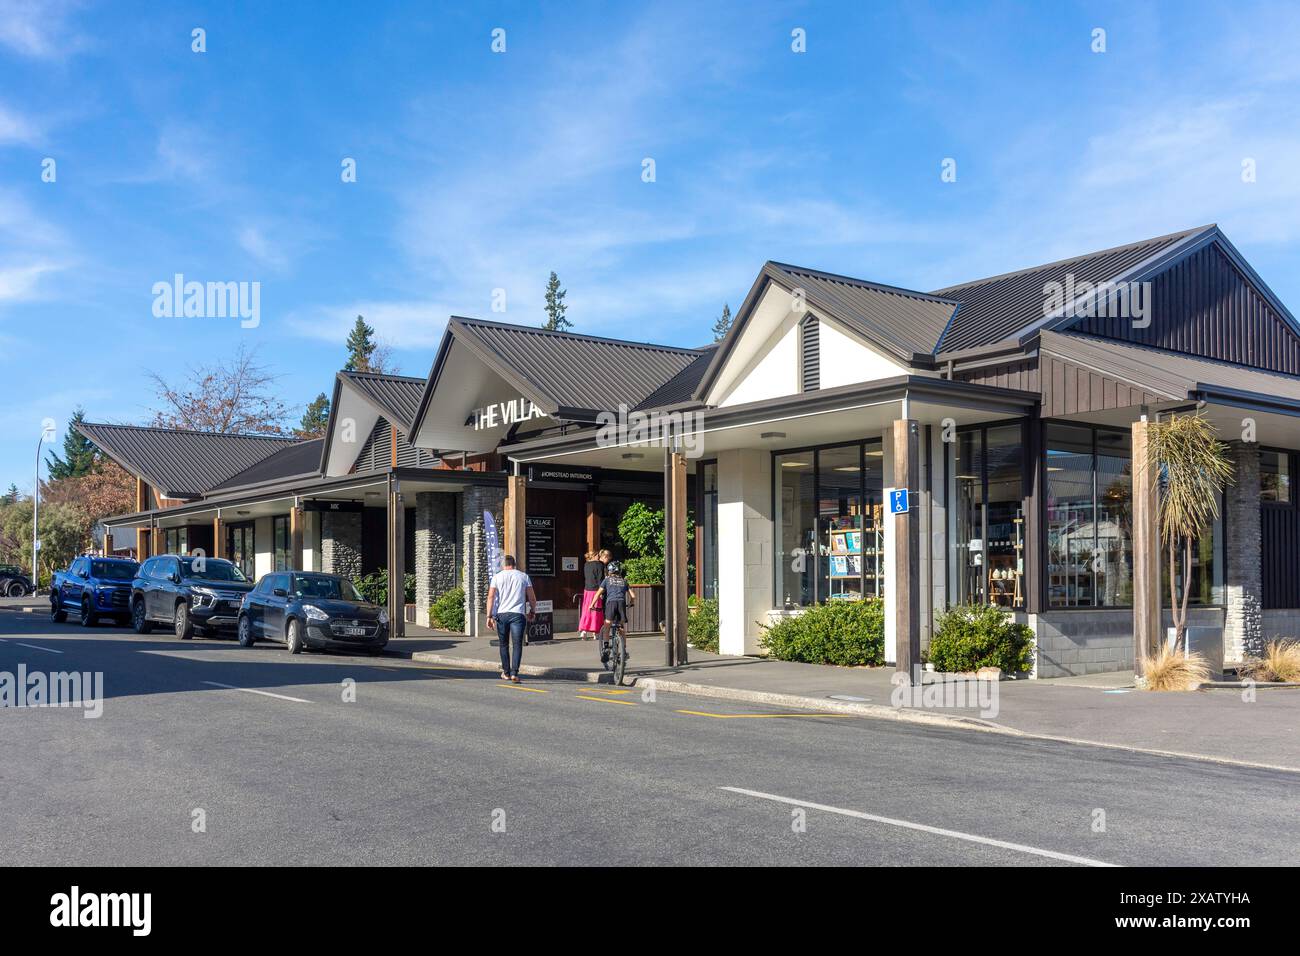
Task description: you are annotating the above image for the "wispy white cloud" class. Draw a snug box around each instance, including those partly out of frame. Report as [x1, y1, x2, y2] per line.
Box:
[0, 0, 90, 59]
[0, 101, 40, 145]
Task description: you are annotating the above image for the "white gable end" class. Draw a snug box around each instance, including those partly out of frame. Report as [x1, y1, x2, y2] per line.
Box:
[817, 318, 910, 389]
[710, 282, 912, 408]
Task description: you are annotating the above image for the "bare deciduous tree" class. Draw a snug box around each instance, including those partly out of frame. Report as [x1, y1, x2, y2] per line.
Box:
[147, 344, 290, 434]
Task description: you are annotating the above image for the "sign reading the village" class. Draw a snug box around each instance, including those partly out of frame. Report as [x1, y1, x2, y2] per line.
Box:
[525, 516, 555, 577]
[470, 396, 547, 431]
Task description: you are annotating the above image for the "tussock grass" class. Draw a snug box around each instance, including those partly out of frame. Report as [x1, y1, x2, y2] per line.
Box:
[1139, 644, 1211, 691]
[1246, 640, 1300, 683]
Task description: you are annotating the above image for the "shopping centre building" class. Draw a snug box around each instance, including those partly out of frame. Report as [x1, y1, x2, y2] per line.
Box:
[87, 224, 1300, 677]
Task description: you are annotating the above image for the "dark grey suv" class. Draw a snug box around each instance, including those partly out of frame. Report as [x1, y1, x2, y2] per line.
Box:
[131, 555, 254, 639]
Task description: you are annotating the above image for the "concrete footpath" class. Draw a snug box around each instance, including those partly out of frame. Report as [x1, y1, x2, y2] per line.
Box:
[388, 626, 1300, 772]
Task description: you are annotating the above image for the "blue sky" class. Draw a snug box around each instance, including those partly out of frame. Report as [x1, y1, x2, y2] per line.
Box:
[3, 0, 1300, 488]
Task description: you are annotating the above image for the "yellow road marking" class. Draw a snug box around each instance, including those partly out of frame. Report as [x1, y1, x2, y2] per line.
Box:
[497, 683, 547, 693]
[676, 709, 856, 719]
[585, 686, 634, 695]
[576, 694, 637, 706]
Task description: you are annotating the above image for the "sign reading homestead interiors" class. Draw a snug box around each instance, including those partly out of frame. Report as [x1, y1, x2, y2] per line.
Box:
[470, 397, 548, 431]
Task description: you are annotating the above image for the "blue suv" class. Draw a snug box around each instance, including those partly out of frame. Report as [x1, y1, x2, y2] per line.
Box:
[51, 556, 139, 627]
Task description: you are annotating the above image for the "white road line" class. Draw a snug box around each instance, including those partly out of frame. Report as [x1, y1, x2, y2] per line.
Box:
[200, 681, 311, 703]
[12, 642, 63, 654]
[720, 786, 1117, 867]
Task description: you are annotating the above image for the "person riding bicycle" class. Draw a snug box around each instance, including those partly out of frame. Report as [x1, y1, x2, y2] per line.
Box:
[587, 560, 634, 663]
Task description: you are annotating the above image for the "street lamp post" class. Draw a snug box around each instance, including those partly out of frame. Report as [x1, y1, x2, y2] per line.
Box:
[34, 419, 56, 589]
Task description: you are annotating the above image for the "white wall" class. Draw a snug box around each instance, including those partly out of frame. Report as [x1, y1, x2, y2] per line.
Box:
[254, 515, 274, 579]
[818, 318, 909, 389]
[718, 313, 800, 407]
[717, 447, 773, 655]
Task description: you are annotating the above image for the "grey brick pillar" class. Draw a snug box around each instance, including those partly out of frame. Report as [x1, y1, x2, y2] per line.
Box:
[462, 485, 506, 636]
[321, 511, 363, 580]
[1224, 441, 1263, 662]
[415, 492, 458, 621]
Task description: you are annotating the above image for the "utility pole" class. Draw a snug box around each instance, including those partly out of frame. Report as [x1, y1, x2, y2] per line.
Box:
[34, 419, 56, 587]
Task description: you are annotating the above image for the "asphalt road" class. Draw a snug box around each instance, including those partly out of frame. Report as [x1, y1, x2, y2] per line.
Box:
[2, 608, 1296, 866]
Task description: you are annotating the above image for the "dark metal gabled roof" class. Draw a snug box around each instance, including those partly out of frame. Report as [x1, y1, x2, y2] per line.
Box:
[338, 371, 428, 433]
[633, 345, 716, 411]
[933, 226, 1213, 352]
[768, 262, 959, 357]
[206, 438, 325, 494]
[75, 422, 296, 500]
[450, 316, 703, 416]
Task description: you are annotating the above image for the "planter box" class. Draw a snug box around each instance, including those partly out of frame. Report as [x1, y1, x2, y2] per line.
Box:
[626, 584, 664, 634]
[1167, 625, 1224, 678]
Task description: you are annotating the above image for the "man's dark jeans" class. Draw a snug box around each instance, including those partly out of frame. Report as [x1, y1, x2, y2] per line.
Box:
[496, 612, 526, 677]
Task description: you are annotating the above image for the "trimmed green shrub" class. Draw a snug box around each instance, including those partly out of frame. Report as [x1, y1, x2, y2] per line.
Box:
[760, 599, 885, 666]
[928, 604, 1034, 673]
[354, 569, 415, 606]
[622, 555, 664, 586]
[430, 586, 465, 631]
[687, 597, 720, 653]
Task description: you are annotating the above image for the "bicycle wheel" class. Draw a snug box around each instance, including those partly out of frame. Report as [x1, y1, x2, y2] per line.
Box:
[612, 628, 627, 686]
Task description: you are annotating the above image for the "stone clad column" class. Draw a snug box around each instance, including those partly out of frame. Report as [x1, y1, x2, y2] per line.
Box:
[1224, 440, 1263, 662]
[321, 510, 363, 579]
[415, 492, 458, 621]
[462, 485, 506, 636]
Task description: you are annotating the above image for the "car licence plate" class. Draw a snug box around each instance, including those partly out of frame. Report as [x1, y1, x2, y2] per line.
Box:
[339, 626, 366, 637]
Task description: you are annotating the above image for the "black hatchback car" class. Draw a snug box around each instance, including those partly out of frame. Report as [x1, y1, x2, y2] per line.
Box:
[131, 554, 254, 639]
[238, 571, 388, 655]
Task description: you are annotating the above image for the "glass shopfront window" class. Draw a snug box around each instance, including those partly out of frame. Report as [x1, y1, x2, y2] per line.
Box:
[273, 515, 291, 571]
[698, 460, 718, 600]
[1046, 423, 1137, 608]
[953, 423, 1025, 608]
[163, 527, 189, 555]
[1261, 449, 1292, 503]
[774, 441, 883, 608]
[227, 522, 255, 580]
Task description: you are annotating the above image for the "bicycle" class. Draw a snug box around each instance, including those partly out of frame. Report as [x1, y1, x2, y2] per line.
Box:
[600, 618, 629, 686]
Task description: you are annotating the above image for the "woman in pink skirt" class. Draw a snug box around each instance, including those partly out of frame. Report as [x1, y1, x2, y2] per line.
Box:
[578, 549, 608, 640]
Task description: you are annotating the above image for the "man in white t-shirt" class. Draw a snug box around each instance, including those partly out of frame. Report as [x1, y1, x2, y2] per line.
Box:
[486, 555, 537, 682]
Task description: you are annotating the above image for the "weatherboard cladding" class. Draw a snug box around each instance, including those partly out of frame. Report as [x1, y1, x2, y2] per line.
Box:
[771, 263, 957, 357]
[455, 319, 703, 413]
[933, 228, 1203, 353]
[340, 371, 428, 432]
[76, 422, 295, 499]
[1038, 331, 1300, 411]
[1068, 242, 1300, 376]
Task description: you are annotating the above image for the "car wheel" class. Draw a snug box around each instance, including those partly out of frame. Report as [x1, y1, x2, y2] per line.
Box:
[237, 615, 256, 648]
[131, 599, 153, 634]
[5, 580, 24, 597]
[79, 598, 98, 628]
[50, 594, 67, 623]
[285, 617, 304, 655]
[174, 602, 194, 640]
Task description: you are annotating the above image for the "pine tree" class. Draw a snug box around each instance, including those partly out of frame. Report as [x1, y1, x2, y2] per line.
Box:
[297, 393, 331, 439]
[542, 272, 571, 332]
[712, 303, 733, 341]
[46, 408, 97, 480]
[344, 315, 378, 371]
[2, 484, 19, 504]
